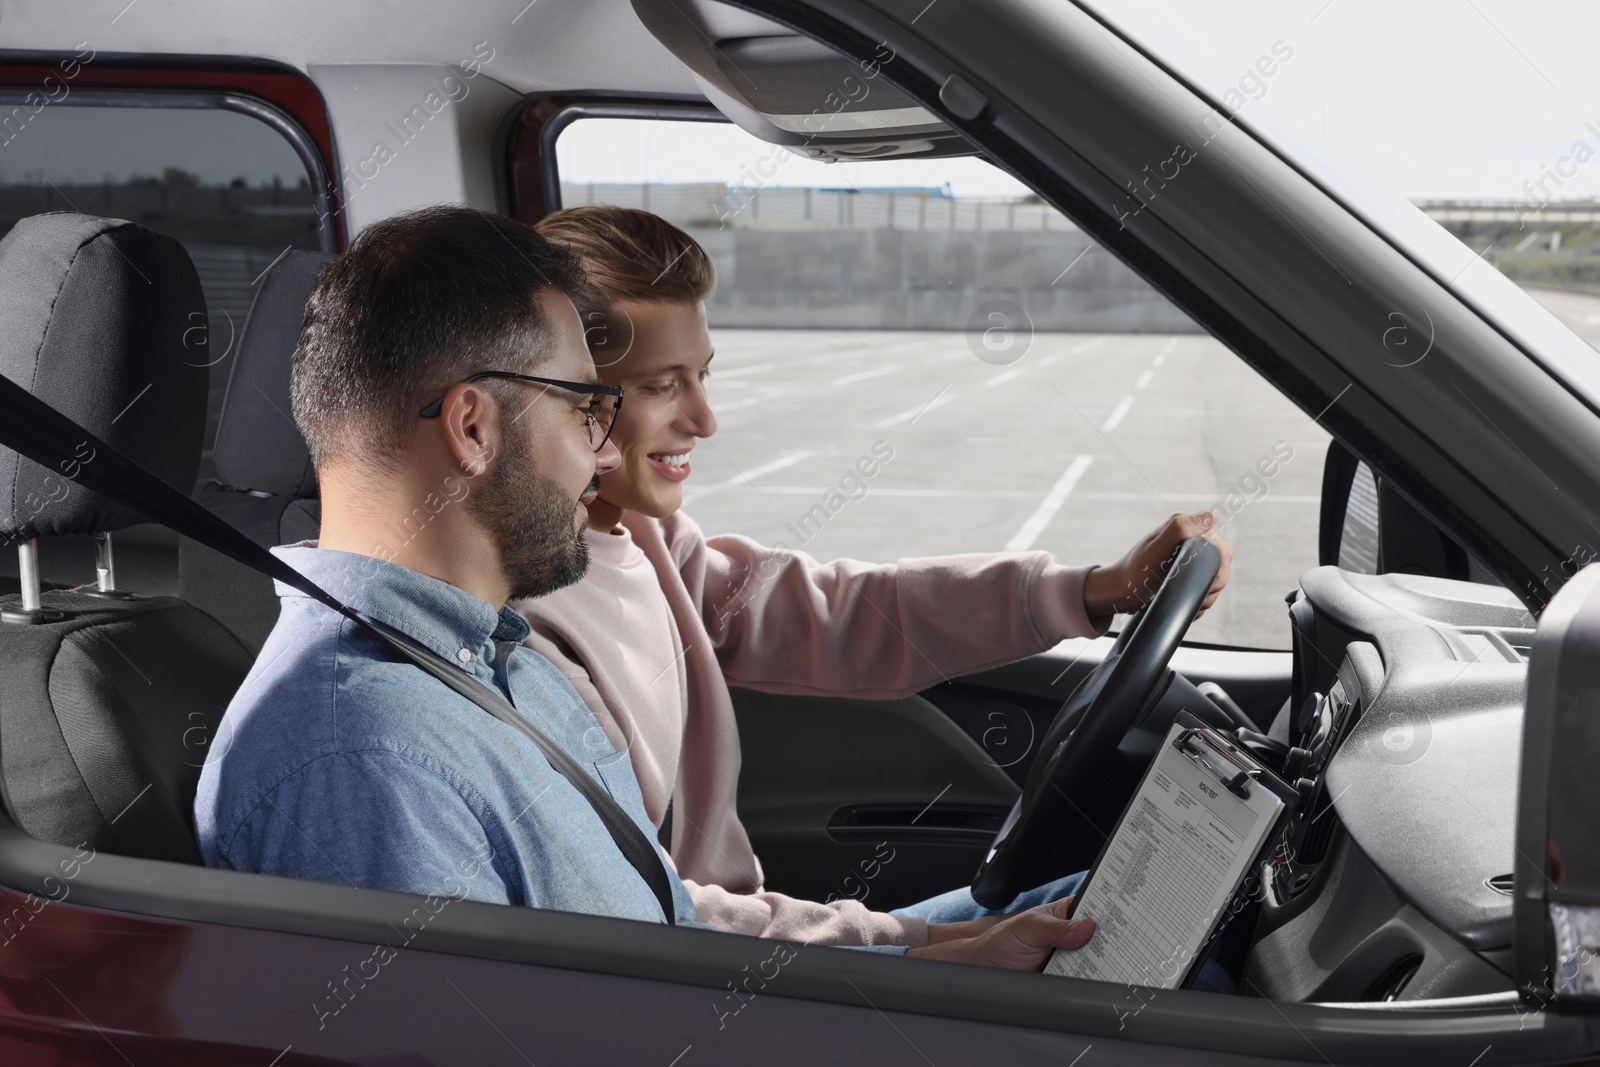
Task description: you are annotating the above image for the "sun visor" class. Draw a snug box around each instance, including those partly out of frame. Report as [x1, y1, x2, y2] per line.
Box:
[632, 0, 973, 161]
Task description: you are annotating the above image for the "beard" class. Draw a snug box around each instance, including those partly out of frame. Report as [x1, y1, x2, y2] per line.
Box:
[471, 429, 593, 601]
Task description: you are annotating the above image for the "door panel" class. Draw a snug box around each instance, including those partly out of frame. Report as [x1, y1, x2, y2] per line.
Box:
[731, 689, 1017, 909]
[732, 643, 1291, 906]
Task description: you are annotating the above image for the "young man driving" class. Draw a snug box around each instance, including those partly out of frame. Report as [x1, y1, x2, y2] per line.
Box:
[193, 206, 1097, 971]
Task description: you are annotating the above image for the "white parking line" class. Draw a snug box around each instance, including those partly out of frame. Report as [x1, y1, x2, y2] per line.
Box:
[714, 391, 787, 413]
[696, 486, 1322, 503]
[1072, 492, 1320, 503]
[1006, 455, 1094, 551]
[1134, 369, 1155, 390]
[794, 348, 876, 367]
[1069, 337, 1107, 355]
[1101, 395, 1135, 432]
[877, 338, 942, 354]
[832, 364, 902, 386]
[875, 386, 956, 428]
[715, 363, 776, 378]
[985, 366, 1029, 387]
[744, 486, 1043, 498]
[682, 450, 815, 503]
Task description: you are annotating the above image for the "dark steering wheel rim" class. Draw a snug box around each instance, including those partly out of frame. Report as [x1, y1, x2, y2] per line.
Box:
[970, 535, 1222, 908]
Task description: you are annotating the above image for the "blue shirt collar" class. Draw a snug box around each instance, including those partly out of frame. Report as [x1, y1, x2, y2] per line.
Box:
[270, 541, 531, 667]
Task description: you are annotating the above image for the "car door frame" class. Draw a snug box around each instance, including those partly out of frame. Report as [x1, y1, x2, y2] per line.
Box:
[1, 3, 1598, 1063]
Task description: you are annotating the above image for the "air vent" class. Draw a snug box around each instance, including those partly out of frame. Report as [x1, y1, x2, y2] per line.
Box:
[1486, 873, 1514, 896]
[1296, 788, 1342, 866]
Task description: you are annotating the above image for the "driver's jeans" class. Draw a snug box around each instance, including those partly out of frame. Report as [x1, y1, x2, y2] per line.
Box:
[890, 871, 1237, 993]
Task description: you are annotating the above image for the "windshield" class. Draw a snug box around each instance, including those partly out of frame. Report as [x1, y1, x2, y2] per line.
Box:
[1080, 0, 1600, 408]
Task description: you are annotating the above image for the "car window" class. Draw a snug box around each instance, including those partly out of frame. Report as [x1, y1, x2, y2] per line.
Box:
[1080, 0, 1600, 385]
[554, 116, 1332, 649]
[0, 95, 330, 483]
[1339, 462, 1380, 574]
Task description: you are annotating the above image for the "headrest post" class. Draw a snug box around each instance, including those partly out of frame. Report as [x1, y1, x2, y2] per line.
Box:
[17, 538, 41, 611]
[2, 539, 64, 624]
[94, 532, 116, 593]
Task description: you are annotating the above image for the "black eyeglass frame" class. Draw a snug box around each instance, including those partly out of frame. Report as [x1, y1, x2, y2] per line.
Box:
[419, 371, 625, 452]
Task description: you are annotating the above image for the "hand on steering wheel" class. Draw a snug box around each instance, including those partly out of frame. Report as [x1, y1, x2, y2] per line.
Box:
[971, 534, 1225, 909]
[1083, 511, 1234, 619]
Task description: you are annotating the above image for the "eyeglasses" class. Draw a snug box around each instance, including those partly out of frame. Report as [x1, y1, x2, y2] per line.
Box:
[419, 371, 624, 453]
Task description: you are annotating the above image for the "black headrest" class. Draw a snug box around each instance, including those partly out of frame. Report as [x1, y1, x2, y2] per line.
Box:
[0, 213, 209, 541]
[213, 250, 333, 499]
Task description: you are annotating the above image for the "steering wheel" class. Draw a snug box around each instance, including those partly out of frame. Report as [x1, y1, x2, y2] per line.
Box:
[970, 535, 1223, 908]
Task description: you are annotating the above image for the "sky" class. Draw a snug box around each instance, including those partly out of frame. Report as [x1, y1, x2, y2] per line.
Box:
[1083, 0, 1600, 202]
[560, 0, 1600, 204]
[7, 1, 1599, 205]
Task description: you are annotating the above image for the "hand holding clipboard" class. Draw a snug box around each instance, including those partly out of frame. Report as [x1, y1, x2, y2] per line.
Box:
[1045, 710, 1297, 989]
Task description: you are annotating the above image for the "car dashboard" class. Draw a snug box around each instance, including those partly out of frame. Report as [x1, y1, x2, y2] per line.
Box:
[1241, 566, 1532, 1002]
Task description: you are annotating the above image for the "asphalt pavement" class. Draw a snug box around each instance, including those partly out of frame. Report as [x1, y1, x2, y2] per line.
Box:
[682, 328, 1324, 650]
[681, 289, 1600, 651]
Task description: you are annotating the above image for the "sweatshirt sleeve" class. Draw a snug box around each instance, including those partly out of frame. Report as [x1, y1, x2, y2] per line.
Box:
[684, 879, 929, 947]
[661, 511, 1113, 699]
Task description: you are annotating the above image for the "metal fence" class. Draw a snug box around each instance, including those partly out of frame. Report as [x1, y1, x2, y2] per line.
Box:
[1417, 199, 1600, 224]
[558, 181, 1081, 233]
[0, 181, 316, 219]
[562, 187, 1600, 230]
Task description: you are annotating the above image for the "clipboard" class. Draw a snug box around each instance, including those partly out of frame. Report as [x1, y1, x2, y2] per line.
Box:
[1044, 709, 1298, 990]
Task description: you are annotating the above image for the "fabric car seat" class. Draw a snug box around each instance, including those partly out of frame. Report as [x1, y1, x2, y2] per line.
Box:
[179, 250, 331, 653]
[0, 212, 254, 864]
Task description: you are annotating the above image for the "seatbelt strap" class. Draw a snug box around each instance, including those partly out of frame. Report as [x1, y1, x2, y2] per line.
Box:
[0, 372, 678, 925]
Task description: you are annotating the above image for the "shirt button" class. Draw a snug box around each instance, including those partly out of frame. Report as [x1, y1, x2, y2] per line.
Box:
[456, 648, 473, 664]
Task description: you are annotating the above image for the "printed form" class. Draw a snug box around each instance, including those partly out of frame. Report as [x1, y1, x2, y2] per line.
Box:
[1045, 722, 1284, 989]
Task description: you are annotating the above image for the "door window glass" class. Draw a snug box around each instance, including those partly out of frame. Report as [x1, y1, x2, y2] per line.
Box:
[0, 96, 329, 482]
[553, 116, 1334, 649]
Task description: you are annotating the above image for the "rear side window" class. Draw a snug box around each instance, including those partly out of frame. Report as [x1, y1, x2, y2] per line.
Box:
[0, 87, 331, 482]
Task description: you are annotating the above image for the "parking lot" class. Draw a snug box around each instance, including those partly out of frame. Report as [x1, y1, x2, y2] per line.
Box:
[681, 328, 1325, 650]
[682, 289, 1600, 651]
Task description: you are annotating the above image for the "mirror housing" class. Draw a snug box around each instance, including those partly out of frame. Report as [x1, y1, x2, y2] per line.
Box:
[1319, 440, 1472, 580]
[1515, 561, 1600, 1009]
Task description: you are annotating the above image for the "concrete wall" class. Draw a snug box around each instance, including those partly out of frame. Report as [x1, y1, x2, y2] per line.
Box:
[0, 181, 314, 217]
[690, 227, 1201, 333]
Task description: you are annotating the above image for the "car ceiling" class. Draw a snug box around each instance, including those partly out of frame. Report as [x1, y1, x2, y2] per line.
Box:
[0, 0, 702, 97]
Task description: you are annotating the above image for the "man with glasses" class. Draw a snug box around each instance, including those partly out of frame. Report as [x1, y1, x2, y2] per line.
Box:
[193, 206, 695, 924]
[194, 207, 1103, 972]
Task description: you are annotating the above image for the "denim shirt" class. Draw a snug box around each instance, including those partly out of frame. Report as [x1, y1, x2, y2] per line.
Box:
[193, 543, 701, 927]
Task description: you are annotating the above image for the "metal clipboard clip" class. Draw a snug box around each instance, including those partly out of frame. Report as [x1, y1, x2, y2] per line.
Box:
[1173, 728, 1259, 799]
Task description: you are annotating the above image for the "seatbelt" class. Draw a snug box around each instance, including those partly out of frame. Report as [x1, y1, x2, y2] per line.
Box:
[0, 372, 678, 925]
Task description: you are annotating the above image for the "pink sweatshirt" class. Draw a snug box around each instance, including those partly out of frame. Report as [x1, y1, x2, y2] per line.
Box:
[512, 511, 1108, 947]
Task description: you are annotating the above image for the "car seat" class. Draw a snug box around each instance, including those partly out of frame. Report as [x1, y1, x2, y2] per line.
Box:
[179, 250, 331, 653]
[0, 212, 254, 864]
